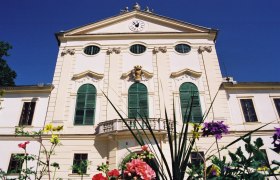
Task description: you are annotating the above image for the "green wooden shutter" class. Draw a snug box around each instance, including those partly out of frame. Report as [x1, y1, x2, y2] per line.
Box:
[74, 84, 96, 125]
[179, 83, 202, 123]
[128, 83, 148, 118]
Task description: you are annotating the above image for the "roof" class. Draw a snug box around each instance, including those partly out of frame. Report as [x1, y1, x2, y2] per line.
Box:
[223, 82, 280, 90]
[55, 9, 218, 45]
[0, 84, 54, 93]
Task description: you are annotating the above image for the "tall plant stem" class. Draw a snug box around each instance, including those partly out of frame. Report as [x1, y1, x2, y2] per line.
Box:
[25, 149, 27, 180]
[215, 138, 221, 160]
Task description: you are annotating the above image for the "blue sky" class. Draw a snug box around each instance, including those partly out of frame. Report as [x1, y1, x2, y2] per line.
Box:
[2, 0, 280, 85]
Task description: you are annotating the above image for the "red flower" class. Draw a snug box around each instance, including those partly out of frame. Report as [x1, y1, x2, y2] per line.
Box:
[141, 145, 149, 152]
[108, 169, 119, 177]
[92, 173, 107, 180]
[18, 141, 30, 149]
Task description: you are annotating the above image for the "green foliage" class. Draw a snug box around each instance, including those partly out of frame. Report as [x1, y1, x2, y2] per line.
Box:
[200, 136, 280, 179]
[0, 41, 16, 86]
[72, 160, 90, 175]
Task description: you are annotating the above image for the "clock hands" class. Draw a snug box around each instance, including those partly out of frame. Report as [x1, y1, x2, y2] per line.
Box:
[133, 21, 140, 27]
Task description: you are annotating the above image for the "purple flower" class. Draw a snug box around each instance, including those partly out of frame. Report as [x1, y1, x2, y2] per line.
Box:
[272, 127, 280, 153]
[202, 121, 229, 140]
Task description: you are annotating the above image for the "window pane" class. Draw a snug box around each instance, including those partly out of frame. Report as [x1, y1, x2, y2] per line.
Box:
[274, 99, 280, 117]
[175, 44, 191, 54]
[19, 102, 36, 126]
[74, 84, 96, 125]
[8, 154, 24, 174]
[179, 83, 202, 123]
[84, 45, 100, 55]
[191, 152, 204, 167]
[240, 99, 258, 122]
[72, 153, 88, 174]
[130, 44, 146, 54]
[128, 83, 148, 118]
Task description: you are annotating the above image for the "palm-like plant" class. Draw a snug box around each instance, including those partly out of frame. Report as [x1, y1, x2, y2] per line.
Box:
[103, 84, 274, 180]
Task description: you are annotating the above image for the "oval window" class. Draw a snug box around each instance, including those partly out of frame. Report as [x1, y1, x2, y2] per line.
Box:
[84, 45, 100, 55]
[175, 44, 191, 54]
[130, 44, 146, 54]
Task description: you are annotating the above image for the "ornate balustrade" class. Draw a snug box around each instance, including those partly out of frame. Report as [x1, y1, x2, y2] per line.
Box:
[96, 118, 173, 135]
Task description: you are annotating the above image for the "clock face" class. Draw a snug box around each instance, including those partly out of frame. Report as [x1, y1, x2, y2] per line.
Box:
[129, 20, 145, 32]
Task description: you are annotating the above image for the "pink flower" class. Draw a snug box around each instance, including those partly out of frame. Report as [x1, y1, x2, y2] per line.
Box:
[141, 145, 149, 152]
[92, 173, 107, 180]
[107, 169, 119, 177]
[18, 141, 30, 149]
[124, 159, 156, 180]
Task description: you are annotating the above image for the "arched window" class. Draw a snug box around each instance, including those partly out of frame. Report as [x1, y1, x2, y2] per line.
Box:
[179, 83, 202, 123]
[74, 84, 96, 125]
[128, 83, 148, 118]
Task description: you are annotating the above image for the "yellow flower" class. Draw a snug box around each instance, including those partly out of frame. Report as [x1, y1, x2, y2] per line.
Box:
[52, 125, 63, 132]
[50, 134, 60, 145]
[207, 165, 221, 177]
[257, 166, 268, 171]
[44, 124, 53, 133]
[191, 130, 200, 139]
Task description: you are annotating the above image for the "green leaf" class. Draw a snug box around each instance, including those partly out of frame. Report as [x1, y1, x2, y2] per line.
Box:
[254, 138, 264, 148]
[228, 151, 238, 162]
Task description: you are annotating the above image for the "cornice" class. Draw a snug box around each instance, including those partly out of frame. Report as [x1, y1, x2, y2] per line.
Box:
[58, 32, 216, 42]
[72, 70, 104, 80]
[170, 68, 202, 78]
[223, 82, 280, 90]
[0, 85, 54, 94]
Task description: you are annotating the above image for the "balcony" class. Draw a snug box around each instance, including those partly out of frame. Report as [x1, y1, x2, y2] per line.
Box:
[96, 118, 173, 135]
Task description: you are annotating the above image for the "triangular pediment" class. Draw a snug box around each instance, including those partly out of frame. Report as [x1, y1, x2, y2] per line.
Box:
[63, 10, 214, 36]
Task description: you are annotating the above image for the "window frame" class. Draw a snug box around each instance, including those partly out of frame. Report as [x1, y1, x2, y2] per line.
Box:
[272, 97, 280, 119]
[7, 154, 24, 174]
[190, 151, 205, 168]
[238, 97, 259, 123]
[83, 45, 100, 56]
[74, 84, 97, 125]
[18, 100, 37, 126]
[129, 44, 147, 55]
[174, 43, 191, 54]
[179, 82, 203, 123]
[72, 153, 88, 174]
[128, 83, 149, 119]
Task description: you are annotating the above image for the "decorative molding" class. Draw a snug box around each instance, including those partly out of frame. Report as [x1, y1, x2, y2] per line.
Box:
[61, 49, 75, 56]
[107, 47, 121, 55]
[72, 70, 104, 81]
[121, 66, 153, 82]
[170, 68, 202, 79]
[198, 46, 212, 54]
[153, 46, 167, 54]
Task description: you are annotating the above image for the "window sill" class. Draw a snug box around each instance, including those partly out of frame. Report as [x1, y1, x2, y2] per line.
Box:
[15, 125, 34, 128]
[68, 174, 90, 177]
[243, 121, 261, 125]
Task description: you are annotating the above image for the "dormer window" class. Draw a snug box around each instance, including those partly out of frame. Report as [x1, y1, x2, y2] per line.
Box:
[84, 45, 100, 55]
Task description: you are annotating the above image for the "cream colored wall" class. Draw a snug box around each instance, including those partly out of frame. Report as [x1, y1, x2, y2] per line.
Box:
[227, 89, 280, 131]
[48, 37, 229, 132]
[0, 93, 50, 134]
[0, 140, 40, 179]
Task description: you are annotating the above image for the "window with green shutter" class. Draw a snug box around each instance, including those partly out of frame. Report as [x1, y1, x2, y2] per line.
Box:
[128, 83, 149, 118]
[74, 84, 96, 125]
[179, 82, 202, 123]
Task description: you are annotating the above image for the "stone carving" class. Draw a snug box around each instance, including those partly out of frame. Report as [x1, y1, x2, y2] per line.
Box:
[153, 46, 167, 54]
[198, 46, 212, 54]
[121, 66, 153, 82]
[133, 3, 141, 10]
[107, 47, 121, 55]
[61, 49, 75, 56]
[72, 70, 104, 81]
[133, 65, 142, 82]
[170, 68, 202, 79]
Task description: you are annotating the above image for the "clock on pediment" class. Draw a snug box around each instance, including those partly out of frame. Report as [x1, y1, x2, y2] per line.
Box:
[129, 20, 145, 32]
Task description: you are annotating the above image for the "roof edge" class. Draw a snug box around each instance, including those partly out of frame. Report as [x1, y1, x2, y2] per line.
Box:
[223, 82, 280, 90]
